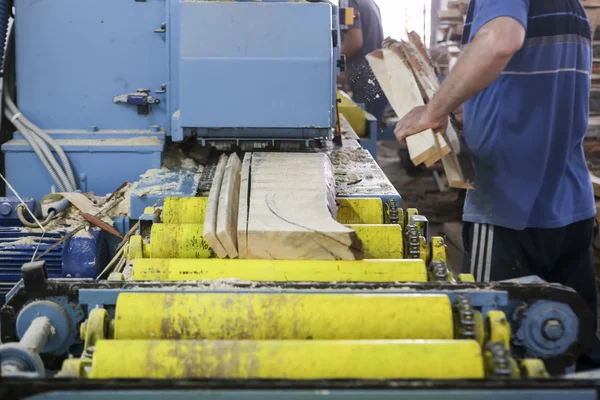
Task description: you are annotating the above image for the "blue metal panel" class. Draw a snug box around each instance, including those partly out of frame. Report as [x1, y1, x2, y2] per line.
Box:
[128, 169, 201, 218]
[22, 389, 600, 399]
[2, 140, 163, 199]
[15, 0, 168, 131]
[179, 1, 334, 131]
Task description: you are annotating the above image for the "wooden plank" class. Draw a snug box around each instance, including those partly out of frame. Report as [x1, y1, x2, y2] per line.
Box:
[244, 152, 363, 260]
[237, 153, 252, 259]
[203, 154, 229, 259]
[380, 48, 438, 165]
[442, 152, 473, 189]
[424, 133, 451, 167]
[216, 153, 242, 258]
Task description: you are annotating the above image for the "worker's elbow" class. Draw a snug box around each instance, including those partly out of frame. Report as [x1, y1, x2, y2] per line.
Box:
[490, 30, 525, 58]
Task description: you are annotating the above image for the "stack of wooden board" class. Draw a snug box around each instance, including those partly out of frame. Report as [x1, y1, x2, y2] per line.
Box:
[437, 0, 470, 57]
[367, 32, 472, 189]
[205, 152, 364, 260]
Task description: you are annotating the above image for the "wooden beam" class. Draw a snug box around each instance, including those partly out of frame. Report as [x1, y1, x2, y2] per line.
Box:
[244, 152, 363, 260]
[204, 154, 229, 258]
[237, 153, 252, 259]
[216, 153, 242, 258]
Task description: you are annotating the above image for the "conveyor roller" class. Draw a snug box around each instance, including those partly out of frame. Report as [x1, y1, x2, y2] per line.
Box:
[131, 258, 428, 282]
[90, 339, 485, 379]
[114, 292, 454, 340]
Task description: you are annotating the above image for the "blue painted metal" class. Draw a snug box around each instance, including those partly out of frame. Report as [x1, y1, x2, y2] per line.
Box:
[22, 389, 600, 400]
[14, 0, 168, 130]
[358, 112, 379, 158]
[178, 1, 334, 136]
[2, 138, 164, 199]
[515, 300, 579, 358]
[0, 198, 39, 224]
[129, 169, 201, 218]
[0, 228, 108, 302]
[16, 298, 84, 356]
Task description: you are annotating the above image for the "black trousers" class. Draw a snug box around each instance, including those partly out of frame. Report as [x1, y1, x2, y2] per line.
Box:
[462, 218, 599, 369]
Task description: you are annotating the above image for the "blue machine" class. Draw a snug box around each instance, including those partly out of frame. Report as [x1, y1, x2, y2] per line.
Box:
[2, 0, 344, 200]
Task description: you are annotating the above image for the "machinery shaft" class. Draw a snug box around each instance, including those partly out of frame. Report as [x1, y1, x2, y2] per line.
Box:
[90, 340, 485, 379]
[114, 292, 453, 340]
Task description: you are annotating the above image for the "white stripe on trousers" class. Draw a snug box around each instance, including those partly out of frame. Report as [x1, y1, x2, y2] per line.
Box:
[469, 223, 495, 282]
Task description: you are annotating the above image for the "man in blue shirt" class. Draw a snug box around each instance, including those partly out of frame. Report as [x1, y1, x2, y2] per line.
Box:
[395, 0, 598, 368]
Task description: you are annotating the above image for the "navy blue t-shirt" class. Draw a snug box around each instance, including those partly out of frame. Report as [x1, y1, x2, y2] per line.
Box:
[461, 0, 595, 230]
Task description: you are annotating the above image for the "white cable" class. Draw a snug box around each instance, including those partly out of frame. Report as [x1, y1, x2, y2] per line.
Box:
[6, 110, 69, 191]
[4, 95, 77, 190]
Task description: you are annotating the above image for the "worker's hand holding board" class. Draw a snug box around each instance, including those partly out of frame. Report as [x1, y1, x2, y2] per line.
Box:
[366, 34, 472, 189]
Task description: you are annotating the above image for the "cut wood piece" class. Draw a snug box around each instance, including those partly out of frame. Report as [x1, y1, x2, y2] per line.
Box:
[216, 153, 242, 258]
[380, 48, 438, 165]
[203, 154, 229, 259]
[442, 152, 473, 189]
[244, 152, 363, 260]
[369, 46, 439, 166]
[424, 133, 451, 167]
[237, 153, 252, 259]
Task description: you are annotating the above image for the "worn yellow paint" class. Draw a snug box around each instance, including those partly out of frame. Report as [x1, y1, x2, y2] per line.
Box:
[132, 258, 427, 282]
[126, 235, 144, 262]
[520, 359, 550, 378]
[162, 197, 208, 224]
[114, 292, 453, 340]
[149, 224, 214, 259]
[337, 198, 383, 224]
[430, 237, 447, 263]
[487, 311, 511, 350]
[458, 274, 475, 283]
[346, 224, 402, 259]
[90, 339, 484, 379]
[338, 91, 367, 137]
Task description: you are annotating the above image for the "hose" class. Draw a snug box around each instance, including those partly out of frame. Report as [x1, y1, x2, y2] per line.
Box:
[4, 95, 77, 190]
[5, 110, 70, 191]
[17, 205, 56, 228]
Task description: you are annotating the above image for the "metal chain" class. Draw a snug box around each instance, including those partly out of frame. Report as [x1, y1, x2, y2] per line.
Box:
[428, 260, 450, 282]
[485, 342, 513, 377]
[453, 296, 476, 340]
[387, 199, 399, 225]
[405, 224, 421, 259]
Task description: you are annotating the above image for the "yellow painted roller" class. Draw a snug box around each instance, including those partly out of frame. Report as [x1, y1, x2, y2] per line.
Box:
[162, 197, 208, 224]
[132, 258, 427, 282]
[90, 339, 484, 379]
[114, 292, 453, 340]
[149, 224, 214, 259]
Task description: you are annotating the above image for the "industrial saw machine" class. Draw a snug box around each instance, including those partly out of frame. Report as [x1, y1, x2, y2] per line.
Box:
[0, 0, 599, 399]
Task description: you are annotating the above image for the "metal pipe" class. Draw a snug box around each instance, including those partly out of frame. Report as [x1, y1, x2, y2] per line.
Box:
[19, 316, 53, 353]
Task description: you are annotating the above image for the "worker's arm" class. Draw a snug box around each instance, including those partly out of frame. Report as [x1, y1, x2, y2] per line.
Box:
[394, 13, 526, 140]
[341, 27, 364, 62]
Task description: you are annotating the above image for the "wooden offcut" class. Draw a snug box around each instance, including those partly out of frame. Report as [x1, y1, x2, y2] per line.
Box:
[243, 152, 363, 260]
[216, 153, 242, 258]
[204, 154, 229, 259]
[237, 153, 252, 259]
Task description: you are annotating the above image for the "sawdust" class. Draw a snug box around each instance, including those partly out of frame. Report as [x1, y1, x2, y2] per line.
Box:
[123, 265, 133, 280]
[4, 236, 40, 246]
[73, 229, 94, 239]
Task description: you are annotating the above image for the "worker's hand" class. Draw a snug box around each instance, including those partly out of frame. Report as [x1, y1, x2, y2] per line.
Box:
[394, 105, 445, 143]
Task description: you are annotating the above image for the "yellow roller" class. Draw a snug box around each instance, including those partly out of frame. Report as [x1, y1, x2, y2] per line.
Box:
[114, 292, 453, 340]
[132, 258, 427, 282]
[149, 224, 214, 259]
[162, 197, 208, 224]
[90, 339, 484, 379]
